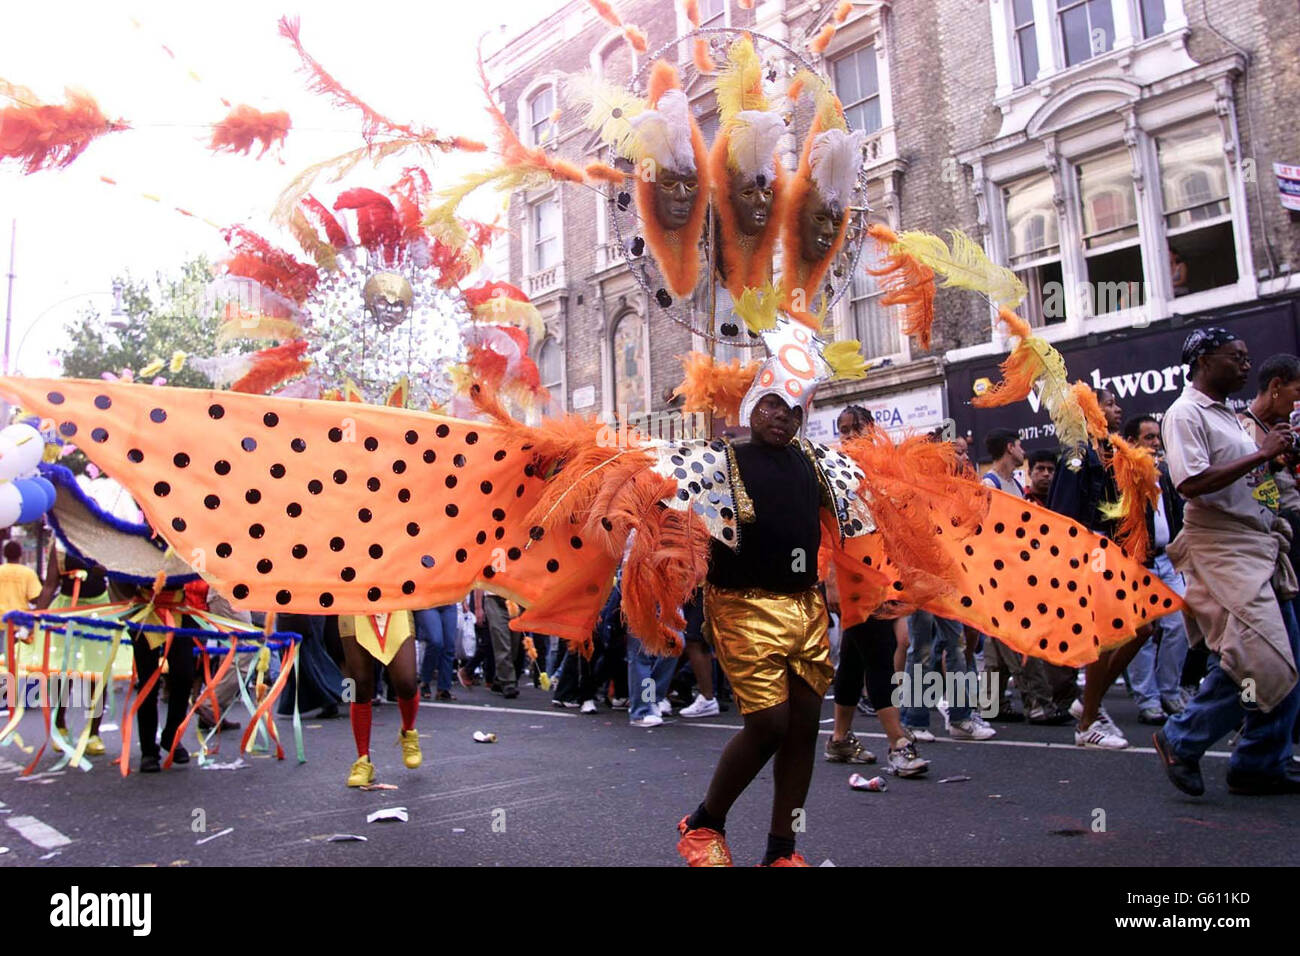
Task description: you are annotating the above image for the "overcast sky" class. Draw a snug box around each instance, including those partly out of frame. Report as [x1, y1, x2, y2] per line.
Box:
[0, 0, 570, 377]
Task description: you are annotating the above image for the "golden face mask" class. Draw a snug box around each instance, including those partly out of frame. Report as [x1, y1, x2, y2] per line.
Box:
[362, 272, 414, 330]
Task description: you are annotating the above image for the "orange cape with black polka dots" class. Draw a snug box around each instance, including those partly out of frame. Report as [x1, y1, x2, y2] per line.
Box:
[1, 378, 1180, 668]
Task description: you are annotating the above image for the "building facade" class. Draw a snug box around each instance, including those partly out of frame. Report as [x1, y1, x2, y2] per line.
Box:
[485, 0, 1300, 452]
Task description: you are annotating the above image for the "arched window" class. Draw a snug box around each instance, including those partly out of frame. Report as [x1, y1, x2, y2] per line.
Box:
[611, 312, 647, 416]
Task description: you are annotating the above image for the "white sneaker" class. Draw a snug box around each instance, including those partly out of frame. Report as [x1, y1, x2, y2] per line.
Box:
[630, 713, 664, 728]
[679, 695, 720, 719]
[579, 699, 598, 714]
[906, 726, 936, 742]
[1068, 698, 1083, 721]
[609, 697, 630, 711]
[657, 698, 673, 716]
[970, 713, 994, 731]
[1074, 719, 1128, 749]
[949, 718, 996, 740]
[888, 738, 930, 777]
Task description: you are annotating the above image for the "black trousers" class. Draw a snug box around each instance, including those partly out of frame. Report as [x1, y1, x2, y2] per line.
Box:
[834, 618, 896, 709]
[133, 630, 196, 757]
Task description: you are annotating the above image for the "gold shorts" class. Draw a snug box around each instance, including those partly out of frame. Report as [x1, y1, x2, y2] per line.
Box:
[703, 585, 834, 715]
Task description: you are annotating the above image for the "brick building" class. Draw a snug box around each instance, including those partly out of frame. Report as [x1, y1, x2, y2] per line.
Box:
[484, 0, 1300, 452]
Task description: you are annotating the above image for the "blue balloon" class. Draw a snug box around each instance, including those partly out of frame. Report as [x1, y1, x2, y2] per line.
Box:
[13, 478, 50, 524]
[33, 476, 56, 513]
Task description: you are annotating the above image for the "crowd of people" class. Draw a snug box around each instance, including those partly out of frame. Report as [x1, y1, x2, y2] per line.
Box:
[3, 327, 1298, 866]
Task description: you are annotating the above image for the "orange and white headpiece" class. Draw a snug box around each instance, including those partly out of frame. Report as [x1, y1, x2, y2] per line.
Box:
[809, 127, 865, 208]
[738, 316, 834, 422]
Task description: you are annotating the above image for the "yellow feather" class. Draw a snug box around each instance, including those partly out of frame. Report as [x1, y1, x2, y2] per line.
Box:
[788, 70, 844, 132]
[734, 281, 781, 333]
[216, 314, 303, 345]
[565, 72, 645, 161]
[824, 340, 868, 379]
[288, 207, 338, 271]
[716, 37, 766, 123]
[891, 229, 1026, 310]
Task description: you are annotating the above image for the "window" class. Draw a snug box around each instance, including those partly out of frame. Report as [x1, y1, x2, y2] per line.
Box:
[1077, 150, 1144, 314]
[612, 312, 647, 416]
[1012, 0, 1040, 86]
[1157, 122, 1237, 294]
[538, 336, 563, 416]
[850, 264, 901, 359]
[529, 86, 556, 147]
[699, 0, 726, 28]
[833, 46, 882, 135]
[1139, 0, 1166, 37]
[532, 196, 561, 272]
[1004, 174, 1065, 325]
[1057, 0, 1114, 67]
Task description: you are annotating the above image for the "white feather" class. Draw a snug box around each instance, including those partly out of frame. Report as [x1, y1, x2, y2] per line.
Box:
[628, 89, 695, 173]
[190, 352, 255, 388]
[809, 128, 865, 206]
[728, 111, 785, 179]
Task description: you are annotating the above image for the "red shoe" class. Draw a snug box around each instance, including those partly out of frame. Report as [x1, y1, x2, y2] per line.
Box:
[766, 853, 810, 867]
[676, 815, 733, 867]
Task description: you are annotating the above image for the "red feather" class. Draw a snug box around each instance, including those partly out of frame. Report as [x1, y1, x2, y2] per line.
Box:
[222, 226, 318, 303]
[209, 104, 290, 158]
[462, 281, 529, 309]
[230, 340, 311, 394]
[333, 188, 402, 258]
[0, 83, 128, 173]
[301, 196, 351, 249]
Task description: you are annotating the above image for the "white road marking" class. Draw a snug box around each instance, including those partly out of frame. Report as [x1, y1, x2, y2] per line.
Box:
[195, 827, 234, 845]
[6, 815, 72, 850]
[418, 701, 575, 719]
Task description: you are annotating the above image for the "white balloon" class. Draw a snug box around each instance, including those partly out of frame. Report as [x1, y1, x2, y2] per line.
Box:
[0, 482, 22, 528]
[0, 424, 44, 479]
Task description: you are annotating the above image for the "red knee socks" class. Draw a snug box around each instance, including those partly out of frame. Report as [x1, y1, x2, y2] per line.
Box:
[397, 694, 418, 732]
[350, 702, 372, 757]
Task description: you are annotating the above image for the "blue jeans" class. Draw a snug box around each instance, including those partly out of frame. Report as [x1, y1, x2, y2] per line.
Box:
[1127, 553, 1190, 710]
[1163, 595, 1300, 777]
[414, 605, 460, 692]
[626, 634, 677, 719]
[902, 611, 972, 728]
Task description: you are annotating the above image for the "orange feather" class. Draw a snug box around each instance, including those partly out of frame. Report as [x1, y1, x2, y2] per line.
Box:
[0, 83, 128, 173]
[693, 37, 717, 74]
[672, 352, 762, 426]
[209, 104, 290, 158]
[585, 161, 628, 183]
[834, 1, 854, 23]
[1072, 381, 1110, 441]
[682, 0, 701, 27]
[1106, 434, 1160, 563]
[624, 26, 648, 54]
[810, 23, 837, 53]
[587, 0, 623, 26]
[230, 340, 311, 394]
[863, 223, 936, 350]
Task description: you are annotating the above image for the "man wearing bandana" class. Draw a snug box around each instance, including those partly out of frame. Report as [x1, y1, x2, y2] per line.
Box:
[1154, 328, 1300, 795]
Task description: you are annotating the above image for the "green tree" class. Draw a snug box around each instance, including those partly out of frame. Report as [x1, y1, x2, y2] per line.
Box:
[56, 256, 228, 389]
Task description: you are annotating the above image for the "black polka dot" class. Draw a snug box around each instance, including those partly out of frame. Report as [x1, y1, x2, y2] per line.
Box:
[507, 547, 521, 561]
[232, 584, 248, 599]
[1116, 589, 1127, 600]
[401, 580, 416, 595]
[333, 469, 347, 484]
[446, 504, 459, 518]
[245, 489, 261, 504]
[276, 590, 292, 606]
[1037, 602, 1048, 614]
[960, 596, 973, 607]
[1020, 618, 1031, 629]
[291, 438, 307, 453]
[454, 454, 467, 468]
[515, 485, 525, 498]
[369, 544, 383, 559]
[405, 430, 419, 445]
[249, 523, 265, 539]
[529, 526, 545, 541]
[292, 544, 307, 559]
[214, 459, 231, 475]
[170, 453, 190, 469]
[455, 549, 468, 563]
[1103, 569, 1114, 581]
[340, 567, 356, 582]
[466, 432, 479, 445]
[993, 559, 1005, 571]
[397, 488, 411, 503]
[493, 508, 506, 522]
[241, 437, 257, 452]
[328, 427, 343, 443]
[330, 536, 345, 551]
[570, 536, 583, 550]
[204, 494, 221, 509]
[524, 463, 536, 477]
[270, 463, 285, 479]
[392, 460, 407, 475]
[475, 531, 487, 546]
[994, 522, 1005, 534]
[406, 522, 420, 536]
[128, 448, 144, 463]
[1068, 526, 1078, 537]
[367, 587, 381, 602]
[546, 559, 560, 573]
[91, 427, 109, 443]
[149, 408, 166, 423]
[483, 566, 496, 578]
[171, 518, 186, 532]
[257, 559, 273, 574]
[423, 449, 436, 464]
[1039, 638, 1049, 650]
[216, 543, 232, 558]
[436, 424, 450, 438]
[446, 475, 458, 489]
[358, 508, 372, 523]
[364, 437, 379, 452]
[59, 423, 76, 437]
[209, 405, 224, 419]
[1059, 641, 1070, 653]
[421, 555, 435, 568]
[480, 481, 493, 495]
[493, 450, 507, 462]
[308, 479, 323, 495]
[154, 481, 170, 497]
[47, 391, 64, 405]
[263, 412, 279, 427]
[1028, 574, 1038, 586]
[319, 592, 334, 608]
